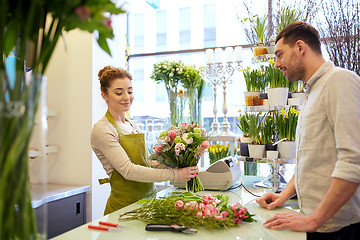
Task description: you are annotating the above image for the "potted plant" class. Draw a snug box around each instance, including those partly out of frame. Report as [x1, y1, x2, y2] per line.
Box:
[274, 107, 300, 159]
[276, 7, 301, 34]
[237, 110, 250, 156]
[242, 67, 266, 106]
[290, 80, 306, 105]
[245, 15, 268, 56]
[247, 112, 266, 158]
[266, 61, 289, 106]
[261, 113, 277, 152]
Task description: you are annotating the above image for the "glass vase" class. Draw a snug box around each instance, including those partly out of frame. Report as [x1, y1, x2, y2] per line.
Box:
[0, 70, 47, 240]
[166, 88, 179, 126]
[186, 87, 197, 123]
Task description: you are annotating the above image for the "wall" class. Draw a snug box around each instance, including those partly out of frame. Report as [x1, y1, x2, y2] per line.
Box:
[45, 12, 128, 221]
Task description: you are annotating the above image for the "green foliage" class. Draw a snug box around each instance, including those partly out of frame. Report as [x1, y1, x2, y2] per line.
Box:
[247, 112, 266, 145]
[150, 60, 186, 90]
[244, 15, 268, 44]
[274, 107, 300, 141]
[267, 63, 289, 88]
[261, 113, 275, 144]
[237, 110, 250, 137]
[277, 7, 301, 33]
[242, 67, 267, 92]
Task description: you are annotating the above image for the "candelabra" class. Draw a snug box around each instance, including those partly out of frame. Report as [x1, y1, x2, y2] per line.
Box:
[205, 47, 242, 136]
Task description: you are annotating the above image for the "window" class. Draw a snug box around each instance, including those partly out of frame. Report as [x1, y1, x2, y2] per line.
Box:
[203, 4, 216, 48]
[134, 13, 145, 54]
[156, 10, 167, 52]
[179, 7, 191, 50]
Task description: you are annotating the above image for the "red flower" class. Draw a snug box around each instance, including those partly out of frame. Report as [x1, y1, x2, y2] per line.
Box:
[103, 19, 112, 29]
[200, 141, 210, 149]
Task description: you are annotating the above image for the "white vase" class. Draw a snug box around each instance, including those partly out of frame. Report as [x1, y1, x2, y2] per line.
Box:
[248, 144, 265, 158]
[278, 141, 296, 159]
[267, 87, 289, 106]
[291, 92, 306, 105]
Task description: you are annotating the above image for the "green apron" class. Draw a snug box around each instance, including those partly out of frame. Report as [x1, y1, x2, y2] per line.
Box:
[99, 111, 155, 215]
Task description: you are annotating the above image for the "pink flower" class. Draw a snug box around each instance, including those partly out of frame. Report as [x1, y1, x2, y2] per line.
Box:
[215, 215, 226, 221]
[174, 143, 185, 156]
[174, 200, 184, 210]
[168, 130, 177, 139]
[197, 203, 206, 211]
[232, 202, 242, 212]
[203, 194, 215, 205]
[200, 141, 210, 149]
[154, 145, 162, 153]
[203, 209, 212, 217]
[184, 201, 198, 211]
[221, 211, 229, 218]
[75, 6, 91, 20]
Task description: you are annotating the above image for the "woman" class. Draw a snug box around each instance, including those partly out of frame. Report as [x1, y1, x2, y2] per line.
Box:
[91, 66, 198, 215]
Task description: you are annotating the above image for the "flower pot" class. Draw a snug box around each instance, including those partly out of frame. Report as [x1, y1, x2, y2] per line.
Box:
[291, 92, 306, 105]
[244, 91, 262, 106]
[287, 98, 301, 106]
[278, 141, 296, 159]
[267, 87, 289, 106]
[265, 143, 277, 151]
[240, 143, 249, 157]
[253, 44, 268, 57]
[266, 150, 279, 159]
[248, 144, 265, 158]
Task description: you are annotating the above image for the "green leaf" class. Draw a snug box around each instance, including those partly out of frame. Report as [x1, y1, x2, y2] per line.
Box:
[97, 32, 111, 56]
[4, 19, 18, 56]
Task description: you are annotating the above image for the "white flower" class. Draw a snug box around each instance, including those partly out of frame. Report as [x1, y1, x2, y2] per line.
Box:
[169, 72, 174, 77]
[182, 133, 193, 144]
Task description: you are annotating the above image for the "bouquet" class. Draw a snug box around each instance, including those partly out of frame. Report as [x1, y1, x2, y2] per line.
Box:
[208, 144, 231, 165]
[119, 192, 256, 229]
[150, 123, 209, 192]
[274, 107, 300, 141]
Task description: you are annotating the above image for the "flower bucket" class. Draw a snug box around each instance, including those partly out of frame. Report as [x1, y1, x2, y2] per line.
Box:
[244, 91, 262, 106]
[267, 87, 288, 106]
[240, 143, 249, 157]
[248, 144, 265, 158]
[291, 92, 306, 105]
[287, 97, 300, 106]
[278, 141, 296, 159]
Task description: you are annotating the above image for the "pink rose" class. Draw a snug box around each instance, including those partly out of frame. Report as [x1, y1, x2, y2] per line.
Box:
[197, 203, 206, 211]
[221, 211, 229, 218]
[75, 6, 91, 20]
[195, 211, 203, 217]
[168, 130, 177, 139]
[203, 209, 211, 216]
[174, 200, 184, 210]
[200, 141, 210, 149]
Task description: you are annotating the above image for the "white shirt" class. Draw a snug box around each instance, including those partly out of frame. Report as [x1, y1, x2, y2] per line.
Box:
[295, 61, 360, 232]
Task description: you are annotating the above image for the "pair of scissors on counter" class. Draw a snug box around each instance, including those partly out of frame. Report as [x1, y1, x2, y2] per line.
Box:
[88, 221, 127, 232]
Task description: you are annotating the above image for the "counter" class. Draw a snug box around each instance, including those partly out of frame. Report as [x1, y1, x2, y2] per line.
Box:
[52, 176, 305, 240]
[31, 184, 90, 238]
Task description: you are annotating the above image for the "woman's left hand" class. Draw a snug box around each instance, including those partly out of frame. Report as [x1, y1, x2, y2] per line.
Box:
[177, 166, 199, 181]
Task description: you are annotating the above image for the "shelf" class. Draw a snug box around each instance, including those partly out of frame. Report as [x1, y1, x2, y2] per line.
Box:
[251, 53, 276, 64]
[236, 155, 296, 164]
[244, 105, 301, 112]
[47, 109, 58, 117]
[28, 145, 59, 158]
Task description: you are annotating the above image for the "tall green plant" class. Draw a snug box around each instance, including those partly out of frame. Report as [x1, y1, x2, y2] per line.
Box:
[237, 110, 250, 137]
[242, 67, 267, 92]
[244, 15, 268, 44]
[1, 1, 125, 239]
[274, 107, 300, 141]
[261, 113, 275, 144]
[247, 112, 266, 144]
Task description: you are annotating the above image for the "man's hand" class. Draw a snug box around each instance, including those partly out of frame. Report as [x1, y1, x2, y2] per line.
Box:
[263, 212, 319, 232]
[256, 192, 288, 210]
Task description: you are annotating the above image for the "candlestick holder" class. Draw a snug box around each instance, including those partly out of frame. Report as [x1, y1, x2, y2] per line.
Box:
[205, 60, 242, 136]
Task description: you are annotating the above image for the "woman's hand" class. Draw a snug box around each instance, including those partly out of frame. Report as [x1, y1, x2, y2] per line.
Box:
[177, 166, 199, 181]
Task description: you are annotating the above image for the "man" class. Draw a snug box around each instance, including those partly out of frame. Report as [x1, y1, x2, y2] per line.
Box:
[256, 22, 360, 239]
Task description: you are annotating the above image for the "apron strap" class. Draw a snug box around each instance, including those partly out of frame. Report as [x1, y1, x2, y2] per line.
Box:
[105, 110, 123, 136]
[98, 178, 110, 185]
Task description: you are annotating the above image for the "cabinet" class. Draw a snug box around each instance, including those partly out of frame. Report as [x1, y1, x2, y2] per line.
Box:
[32, 184, 90, 239]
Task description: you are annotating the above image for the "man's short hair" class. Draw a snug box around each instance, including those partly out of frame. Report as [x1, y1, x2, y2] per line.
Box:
[276, 22, 322, 54]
